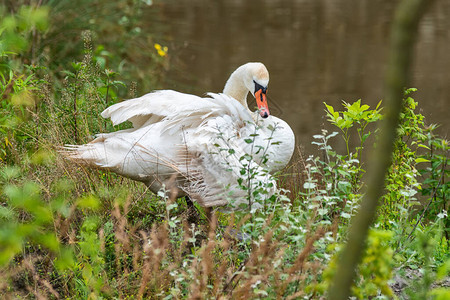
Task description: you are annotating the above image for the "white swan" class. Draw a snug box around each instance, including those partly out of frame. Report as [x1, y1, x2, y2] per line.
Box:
[63, 62, 295, 209]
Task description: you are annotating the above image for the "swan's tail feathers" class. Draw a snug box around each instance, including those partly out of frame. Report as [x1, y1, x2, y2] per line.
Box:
[59, 144, 107, 169]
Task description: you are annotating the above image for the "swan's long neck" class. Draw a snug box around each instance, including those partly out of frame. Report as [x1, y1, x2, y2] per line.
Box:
[223, 66, 250, 110]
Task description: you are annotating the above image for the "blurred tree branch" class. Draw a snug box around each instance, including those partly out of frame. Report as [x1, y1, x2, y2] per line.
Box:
[328, 0, 434, 299]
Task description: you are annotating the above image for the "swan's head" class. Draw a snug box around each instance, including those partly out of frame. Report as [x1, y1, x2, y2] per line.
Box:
[223, 62, 271, 118]
[244, 63, 270, 119]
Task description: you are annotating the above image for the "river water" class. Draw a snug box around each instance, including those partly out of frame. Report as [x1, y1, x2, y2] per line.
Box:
[146, 0, 449, 155]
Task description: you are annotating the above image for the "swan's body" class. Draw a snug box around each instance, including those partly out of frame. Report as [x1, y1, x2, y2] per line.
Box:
[63, 63, 294, 209]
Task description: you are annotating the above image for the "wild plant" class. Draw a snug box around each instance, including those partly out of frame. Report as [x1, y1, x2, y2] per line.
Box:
[1, 157, 330, 299]
[378, 89, 449, 269]
[309, 94, 449, 298]
[312, 229, 395, 299]
[324, 100, 383, 161]
[417, 124, 449, 241]
[56, 31, 127, 145]
[324, 99, 383, 189]
[303, 98, 383, 226]
[0, 6, 49, 163]
[378, 89, 424, 230]
[211, 119, 278, 214]
[400, 213, 450, 300]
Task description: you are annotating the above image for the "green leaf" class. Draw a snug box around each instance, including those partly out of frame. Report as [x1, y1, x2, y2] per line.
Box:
[54, 247, 76, 271]
[34, 233, 60, 251]
[415, 158, 430, 164]
[324, 102, 334, 114]
[167, 203, 178, 211]
[341, 212, 351, 219]
[0, 206, 16, 220]
[78, 194, 100, 210]
[303, 182, 316, 189]
[417, 144, 431, 150]
[360, 104, 370, 111]
[361, 132, 371, 143]
[436, 259, 450, 280]
[375, 100, 382, 110]
[429, 288, 450, 300]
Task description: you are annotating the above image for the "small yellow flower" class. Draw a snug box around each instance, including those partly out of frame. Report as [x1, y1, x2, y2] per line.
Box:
[154, 43, 168, 57]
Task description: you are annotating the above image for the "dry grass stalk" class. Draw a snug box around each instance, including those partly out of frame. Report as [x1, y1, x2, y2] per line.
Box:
[278, 146, 307, 202]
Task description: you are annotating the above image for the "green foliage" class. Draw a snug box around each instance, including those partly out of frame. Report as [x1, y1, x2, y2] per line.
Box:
[325, 99, 383, 160]
[44, 0, 169, 95]
[316, 230, 395, 299]
[402, 221, 450, 300]
[0, 5, 50, 163]
[0, 5, 49, 68]
[0, 167, 76, 270]
[377, 89, 449, 270]
[305, 100, 383, 225]
[310, 95, 448, 298]
[56, 32, 128, 144]
[324, 99, 383, 193]
[378, 89, 424, 230]
[417, 124, 449, 238]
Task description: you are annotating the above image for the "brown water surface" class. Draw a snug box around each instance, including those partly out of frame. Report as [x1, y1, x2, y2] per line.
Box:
[146, 0, 449, 155]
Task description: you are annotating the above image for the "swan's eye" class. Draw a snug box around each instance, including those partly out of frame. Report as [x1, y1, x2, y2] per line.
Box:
[253, 80, 267, 94]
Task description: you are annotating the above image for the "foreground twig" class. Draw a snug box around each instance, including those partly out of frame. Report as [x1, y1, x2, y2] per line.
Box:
[328, 0, 433, 299]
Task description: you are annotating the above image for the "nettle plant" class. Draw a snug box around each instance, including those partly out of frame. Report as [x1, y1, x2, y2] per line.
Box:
[418, 124, 449, 242]
[382, 89, 449, 258]
[379, 88, 425, 230]
[379, 88, 448, 236]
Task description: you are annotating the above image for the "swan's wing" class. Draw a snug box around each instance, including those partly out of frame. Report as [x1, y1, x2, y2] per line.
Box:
[161, 93, 254, 135]
[101, 90, 255, 133]
[101, 90, 253, 130]
[101, 90, 205, 128]
[264, 116, 295, 171]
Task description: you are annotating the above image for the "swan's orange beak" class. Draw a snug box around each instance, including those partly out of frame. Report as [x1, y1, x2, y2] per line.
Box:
[255, 89, 270, 118]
